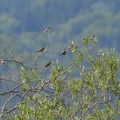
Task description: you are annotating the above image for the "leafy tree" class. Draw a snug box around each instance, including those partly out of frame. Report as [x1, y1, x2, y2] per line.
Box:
[0, 28, 120, 120]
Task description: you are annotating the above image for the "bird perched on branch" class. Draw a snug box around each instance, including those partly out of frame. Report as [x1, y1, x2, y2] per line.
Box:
[60, 49, 66, 56]
[1, 58, 6, 65]
[44, 61, 51, 68]
[41, 27, 50, 34]
[36, 47, 44, 53]
[89, 35, 96, 40]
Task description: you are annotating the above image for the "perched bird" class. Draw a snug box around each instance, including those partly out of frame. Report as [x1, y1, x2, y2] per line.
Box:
[41, 27, 50, 34]
[67, 46, 72, 50]
[36, 47, 44, 53]
[1, 58, 6, 65]
[44, 61, 51, 68]
[60, 50, 66, 56]
[89, 35, 96, 40]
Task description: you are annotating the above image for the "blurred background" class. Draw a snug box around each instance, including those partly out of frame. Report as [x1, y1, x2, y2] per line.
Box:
[0, 0, 120, 63]
[0, 0, 120, 113]
[0, 0, 120, 51]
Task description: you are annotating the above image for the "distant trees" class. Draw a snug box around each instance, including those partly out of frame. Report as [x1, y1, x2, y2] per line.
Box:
[1, 1, 120, 51]
[0, 24, 120, 119]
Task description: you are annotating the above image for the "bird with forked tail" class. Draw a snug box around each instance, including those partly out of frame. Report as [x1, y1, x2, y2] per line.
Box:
[36, 47, 44, 53]
[44, 61, 51, 68]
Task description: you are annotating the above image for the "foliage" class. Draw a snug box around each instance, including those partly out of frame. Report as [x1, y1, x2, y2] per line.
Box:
[1, 35, 120, 120]
[0, 4, 120, 119]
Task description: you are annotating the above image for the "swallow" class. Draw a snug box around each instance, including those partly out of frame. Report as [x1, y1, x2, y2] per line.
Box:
[60, 50, 66, 56]
[36, 47, 44, 53]
[1, 58, 6, 65]
[89, 35, 96, 40]
[41, 27, 50, 34]
[67, 46, 72, 50]
[44, 61, 51, 68]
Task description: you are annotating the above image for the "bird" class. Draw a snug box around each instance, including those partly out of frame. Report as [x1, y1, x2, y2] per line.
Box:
[60, 49, 66, 56]
[44, 61, 51, 68]
[89, 35, 96, 40]
[41, 27, 50, 34]
[1, 58, 6, 65]
[67, 46, 72, 50]
[36, 47, 44, 53]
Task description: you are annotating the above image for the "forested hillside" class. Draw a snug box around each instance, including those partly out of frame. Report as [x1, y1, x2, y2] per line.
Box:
[0, 0, 120, 53]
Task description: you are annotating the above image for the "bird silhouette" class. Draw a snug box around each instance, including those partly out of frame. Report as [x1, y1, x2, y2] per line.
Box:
[44, 61, 51, 68]
[36, 47, 44, 53]
[60, 50, 66, 56]
[41, 27, 50, 34]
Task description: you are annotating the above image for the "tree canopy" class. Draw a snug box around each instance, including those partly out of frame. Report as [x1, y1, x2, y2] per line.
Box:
[0, 1, 120, 119]
[0, 28, 120, 119]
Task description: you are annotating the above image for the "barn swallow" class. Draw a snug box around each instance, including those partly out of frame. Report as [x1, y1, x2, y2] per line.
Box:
[67, 46, 72, 50]
[36, 47, 44, 53]
[60, 49, 66, 56]
[41, 27, 50, 34]
[44, 61, 51, 68]
[1, 58, 6, 65]
[89, 35, 96, 40]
